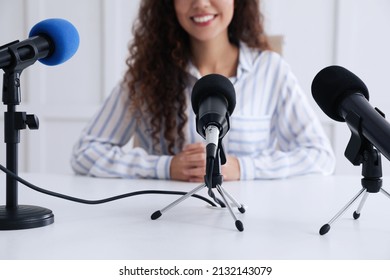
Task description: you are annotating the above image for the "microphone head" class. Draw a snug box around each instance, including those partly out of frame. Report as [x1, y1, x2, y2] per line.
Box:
[311, 65, 369, 122]
[29, 18, 79, 66]
[191, 74, 236, 116]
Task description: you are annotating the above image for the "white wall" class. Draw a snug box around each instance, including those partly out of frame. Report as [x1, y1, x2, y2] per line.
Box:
[334, 0, 390, 175]
[1, 0, 390, 176]
[0, 0, 139, 174]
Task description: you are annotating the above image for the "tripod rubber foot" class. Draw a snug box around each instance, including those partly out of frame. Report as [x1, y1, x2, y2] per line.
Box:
[319, 224, 330, 235]
[151, 210, 162, 220]
[238, 206, 246, 213]
[0, 205, 54, 230]
[235, 220, 244, 232]
[353, 211, 361, 220]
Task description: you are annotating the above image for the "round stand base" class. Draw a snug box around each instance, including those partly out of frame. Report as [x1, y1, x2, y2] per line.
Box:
[0, 205, 54, 230]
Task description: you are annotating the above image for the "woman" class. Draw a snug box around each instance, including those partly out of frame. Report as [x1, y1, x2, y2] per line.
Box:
[71, 0, 335, 181]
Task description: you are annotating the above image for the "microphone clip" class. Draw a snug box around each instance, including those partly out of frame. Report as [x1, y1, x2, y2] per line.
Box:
[2, 39, 40, 72]
[345, 110, 367, 166]
[345, 110, 384, 178]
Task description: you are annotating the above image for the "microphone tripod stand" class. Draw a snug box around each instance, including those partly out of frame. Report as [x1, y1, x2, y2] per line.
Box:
[319, 111, 390, 235]
[0, 45, 54, 230]
[151, 141, 245, 231]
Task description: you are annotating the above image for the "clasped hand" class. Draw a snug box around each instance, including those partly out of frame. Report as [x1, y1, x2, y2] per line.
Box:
[170, 143, 240, 182]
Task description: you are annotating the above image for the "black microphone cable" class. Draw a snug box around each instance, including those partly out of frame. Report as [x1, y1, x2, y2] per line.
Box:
[204, 157, 227, 208]
[0, 163, 217, 207]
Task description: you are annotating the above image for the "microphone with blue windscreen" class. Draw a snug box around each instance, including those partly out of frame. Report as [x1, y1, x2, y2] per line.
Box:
[0, 18, 79, 69]
[29, 18, 79, 66]
[0, 18, 79, 230]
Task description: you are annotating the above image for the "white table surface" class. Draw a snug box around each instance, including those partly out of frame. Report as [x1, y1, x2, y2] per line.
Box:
[1, 173, 390, 260]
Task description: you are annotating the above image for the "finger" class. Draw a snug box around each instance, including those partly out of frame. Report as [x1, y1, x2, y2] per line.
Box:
[188, 176, 204, 183]
[184, 166, 205, 178]
[183, 142, 205, 152]
[182, 152, 206, 163]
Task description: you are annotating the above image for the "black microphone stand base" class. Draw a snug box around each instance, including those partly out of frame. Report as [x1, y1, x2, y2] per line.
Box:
[0, 205, 54, 230]
[151, 182, 245, 232]
[319, 111, 390, 235]
[1, 67, 55, 231]
[319, 186, 390, 235]
[151, 144, 245, 232]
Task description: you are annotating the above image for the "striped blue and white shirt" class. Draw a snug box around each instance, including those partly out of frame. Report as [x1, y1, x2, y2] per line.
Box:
[71, 43, 335, 180]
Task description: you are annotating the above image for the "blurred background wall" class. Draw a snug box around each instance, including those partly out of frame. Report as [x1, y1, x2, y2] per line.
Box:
[0, 0, 389, 176]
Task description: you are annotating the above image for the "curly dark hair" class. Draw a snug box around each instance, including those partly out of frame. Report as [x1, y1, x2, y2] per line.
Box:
[123, 0, 270, 155]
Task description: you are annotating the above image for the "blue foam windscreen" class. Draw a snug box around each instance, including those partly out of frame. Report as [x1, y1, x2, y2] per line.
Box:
[29, 18, 79, 66]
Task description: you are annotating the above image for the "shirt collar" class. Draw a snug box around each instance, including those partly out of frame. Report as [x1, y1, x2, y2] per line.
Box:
[237, 42, 255, 73]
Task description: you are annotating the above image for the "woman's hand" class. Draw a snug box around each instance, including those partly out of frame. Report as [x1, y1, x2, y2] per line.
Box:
[221, 155, 241, 181]
[170, 143, 206, 182]
[170, 142, 241, 182]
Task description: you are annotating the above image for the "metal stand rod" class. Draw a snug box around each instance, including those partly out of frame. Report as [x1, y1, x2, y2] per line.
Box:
[215, 185, 239, 222]
[381, 188, 390, 199]
[217, 185, 244, 210]
[151, 183, 245, 232]
[355, 190, 369, 215]
[152, 183, 206, 218]
[323, 188, 366, 227]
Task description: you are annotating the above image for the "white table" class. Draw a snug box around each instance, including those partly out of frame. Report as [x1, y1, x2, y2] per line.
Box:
[1, 173, 390, 260]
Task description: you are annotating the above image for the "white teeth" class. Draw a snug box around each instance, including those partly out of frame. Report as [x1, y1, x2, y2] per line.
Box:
[192, 15, 214, 23]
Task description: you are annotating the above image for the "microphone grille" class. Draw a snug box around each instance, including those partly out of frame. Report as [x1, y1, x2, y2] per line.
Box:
[311, 65, 369, 122]
[29, 18, 79, 66]
[191, 74, 236, 115]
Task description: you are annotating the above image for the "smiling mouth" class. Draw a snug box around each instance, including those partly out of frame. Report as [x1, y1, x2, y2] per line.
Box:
[191, 15, 216, 24]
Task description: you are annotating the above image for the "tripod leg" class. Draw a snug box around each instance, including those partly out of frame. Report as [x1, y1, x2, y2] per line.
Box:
[216, 187, 246, 213]
[380, 188, 390, 200]
[215, 184, 244, 232]
[151, 184, 205, 220]
[353, 191, 369, 219]
[319, 188, 366, 235]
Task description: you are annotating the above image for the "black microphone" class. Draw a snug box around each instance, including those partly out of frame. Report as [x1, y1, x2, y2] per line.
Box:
[191, 74, 236, 159]
[0, 18, 79, 70]
[311, 65, 390, 161]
